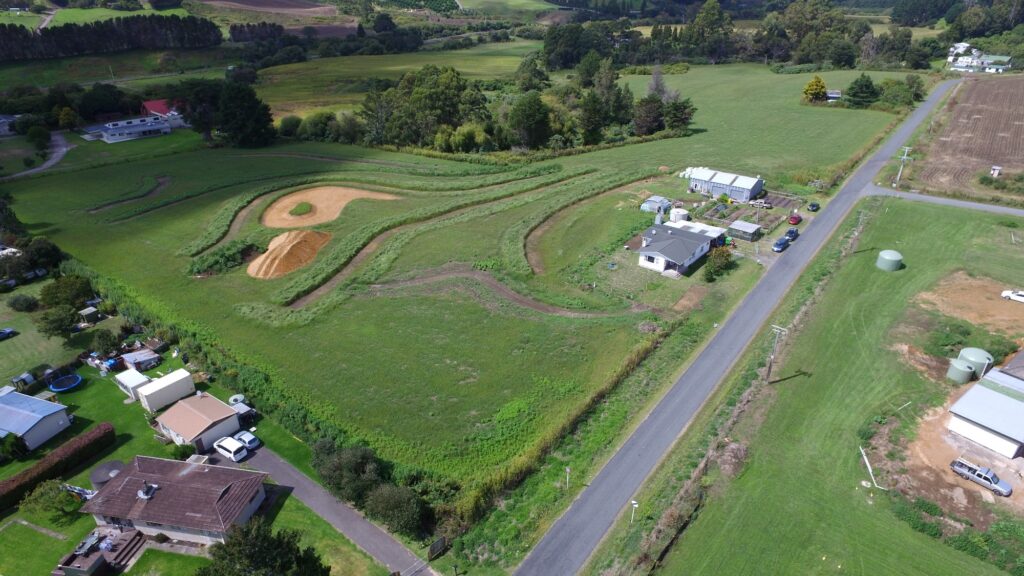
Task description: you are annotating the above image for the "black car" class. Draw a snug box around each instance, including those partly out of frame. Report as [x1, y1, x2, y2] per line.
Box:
[785, 227, 800, 241]
[808, 202, 820, 212]
[0, 328, 17, 341]
[771, 237, 790, 253]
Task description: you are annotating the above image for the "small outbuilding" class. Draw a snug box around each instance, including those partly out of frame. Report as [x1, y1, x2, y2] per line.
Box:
[137, 369, 195, 413]
[156, 392, 240, 453]
[121, 349, 161, 372]
[114, 369, 151, 400]
[728, 220, 762, 242]
[0, 385, 71, 450]
[79, 307, 100, 323]
[640, 195, 673, 213]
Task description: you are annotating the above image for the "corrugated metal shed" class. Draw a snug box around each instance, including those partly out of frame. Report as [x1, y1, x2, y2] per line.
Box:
[0, 388, 67, 436]
[950, 385, 1024, 443]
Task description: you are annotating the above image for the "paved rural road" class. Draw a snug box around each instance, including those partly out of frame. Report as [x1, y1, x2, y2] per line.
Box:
[241, 448, 435, 576]
[516, 79, 964, 576]
[0, 131, 71, 182]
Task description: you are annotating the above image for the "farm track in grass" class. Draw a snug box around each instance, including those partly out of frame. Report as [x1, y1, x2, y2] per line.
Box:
[86, 176, 171, 213]
[287, 170, 592, 308]
[368, 264, 652, 318]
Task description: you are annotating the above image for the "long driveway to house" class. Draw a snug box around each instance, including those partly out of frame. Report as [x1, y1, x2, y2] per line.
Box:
[516, 79, 978, 576]
[240, 448, 435, 576]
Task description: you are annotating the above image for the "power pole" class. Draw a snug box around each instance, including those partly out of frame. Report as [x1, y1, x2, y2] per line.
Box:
[895, 146, 912, 186]
[766, 325, 788, 382]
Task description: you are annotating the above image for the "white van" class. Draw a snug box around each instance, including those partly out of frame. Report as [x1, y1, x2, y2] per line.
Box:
[213, 436, 249, 462]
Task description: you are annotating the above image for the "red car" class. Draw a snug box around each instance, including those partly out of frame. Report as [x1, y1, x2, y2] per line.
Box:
[788, 213, 803, 225]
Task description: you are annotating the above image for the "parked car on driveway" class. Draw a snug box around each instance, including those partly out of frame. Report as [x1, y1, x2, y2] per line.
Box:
[0, 328, 17, 341]
[771, 237, 790, 253]
[1003, 290, 1024, 304]
[213, 436, 249, 462]
[808, 202, 820, 212]
[233, 430, 261, 450]
[749, 199, 773, 209]
[788, 213, 803, 225]
[785, 227, 800, 241]
[950, 458, 1012, 496]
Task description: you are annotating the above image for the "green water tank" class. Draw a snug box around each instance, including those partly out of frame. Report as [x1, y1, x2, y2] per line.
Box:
[959, 347, 994, 375]
[946, 358, 975, 384]
[876, 250, 904, 272]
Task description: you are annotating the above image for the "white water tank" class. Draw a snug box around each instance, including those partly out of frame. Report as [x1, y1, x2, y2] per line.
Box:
[669, 208, 689, 222]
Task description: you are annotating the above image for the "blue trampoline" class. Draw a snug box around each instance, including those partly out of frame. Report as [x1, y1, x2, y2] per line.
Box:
[49, 374, 84, 393]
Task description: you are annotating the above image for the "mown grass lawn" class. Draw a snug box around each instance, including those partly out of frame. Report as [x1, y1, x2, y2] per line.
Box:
[49, 7, 189, 26]
[654, 199, 1024, 575]
[0, 10, 40, 28]
[0, 135, 39, 177]
[458, 0, 555, 14]
[256, 40, 543, 116]
[127, 549, 211, 575]
[0, 47, 239, 88]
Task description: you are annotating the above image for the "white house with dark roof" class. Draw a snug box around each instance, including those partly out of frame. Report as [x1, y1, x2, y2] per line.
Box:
[636, 224, 712, 275]
[0, 385, 71, 450]
[948, 351, 1024, 459]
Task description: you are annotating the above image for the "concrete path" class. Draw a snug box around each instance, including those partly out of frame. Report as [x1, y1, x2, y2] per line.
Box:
[0, 131, 72, 182]
[515, 79, 965, 576]
[36, 10, 54, 30]
[243, 448, 435, 576]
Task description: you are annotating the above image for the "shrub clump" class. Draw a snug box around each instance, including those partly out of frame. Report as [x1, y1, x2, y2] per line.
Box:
[365, 484, 425, 537]
[187, 240, 260, 276]
[7, 294, 38, 312]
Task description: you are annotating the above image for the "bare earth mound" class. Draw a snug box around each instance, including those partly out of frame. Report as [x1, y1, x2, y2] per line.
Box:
[262, 186, 399, 228]
[247, 230, 331, 279]
[199, 0, 336, 15]
[915, 270, 1024, 335]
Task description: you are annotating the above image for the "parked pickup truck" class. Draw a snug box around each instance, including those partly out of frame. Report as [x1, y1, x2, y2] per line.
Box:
[950, 458, 1013, 496]
[749, 199, 773, 209]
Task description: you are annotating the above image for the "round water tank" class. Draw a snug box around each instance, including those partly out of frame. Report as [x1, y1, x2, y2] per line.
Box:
[89, 460, 125, 490]
[946, 358, 975, 385]
[959, 347, 994, 375]
[875, 250, 903, 272]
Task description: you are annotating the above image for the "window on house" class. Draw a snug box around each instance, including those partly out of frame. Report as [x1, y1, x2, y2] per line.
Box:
[645, 256, 656, 263]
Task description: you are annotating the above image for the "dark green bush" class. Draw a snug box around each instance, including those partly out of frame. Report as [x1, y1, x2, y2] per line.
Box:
[365, 484, 425, 536]
[186, 241, 259, 276]
[7, 294, 38, 312]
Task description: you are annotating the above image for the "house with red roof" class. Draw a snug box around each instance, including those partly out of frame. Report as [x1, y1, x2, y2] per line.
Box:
[142, 99, 188, 128]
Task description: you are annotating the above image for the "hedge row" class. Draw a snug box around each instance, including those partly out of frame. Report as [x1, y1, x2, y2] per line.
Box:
[186, 240, 260, 276]
[0, 422, 115, 511]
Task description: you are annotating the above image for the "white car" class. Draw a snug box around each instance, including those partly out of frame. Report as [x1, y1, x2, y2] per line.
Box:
[233, 430, 261, 450]
[213, 436, 249, 462]
[1002, 290, 1024, 303]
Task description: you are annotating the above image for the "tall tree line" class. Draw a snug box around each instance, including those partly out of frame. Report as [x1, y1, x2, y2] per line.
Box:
[0, 15, 221, 62]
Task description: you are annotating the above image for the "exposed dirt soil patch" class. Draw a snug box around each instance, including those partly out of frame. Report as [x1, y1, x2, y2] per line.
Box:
[87, 176, 170, 213]
[890, 342, 949, 383]
[247, 230, 331, 279]
[262, 186, 399, 228]
[915, 270, 1024, 335]
[672, 285, 709, 313]
[914, 76, 1024, 196]
[892, 386, 1024, 528]
[198, 0, 336, 15]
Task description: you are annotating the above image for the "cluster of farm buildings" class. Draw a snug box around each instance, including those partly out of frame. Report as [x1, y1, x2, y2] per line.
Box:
[1, 100, 188, 145]
[630, 167, 768, 276]
[947, 42, 1013, 73]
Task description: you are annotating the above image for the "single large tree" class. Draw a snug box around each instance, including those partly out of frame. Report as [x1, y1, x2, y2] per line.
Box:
[197, 518, 330, 576]
[663, 98, 697, 132]
[35, 304, 77, 340]
[802, 75, 827, 103]
[845, 73, 880, 108]
[578, 90, 605, 145]
[218, 82, 276, 147]
[632, 93, 664, 136]
[508, 91, 552, 149]
[40, 275, 93, 309]
[171, 79, 224, 141]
